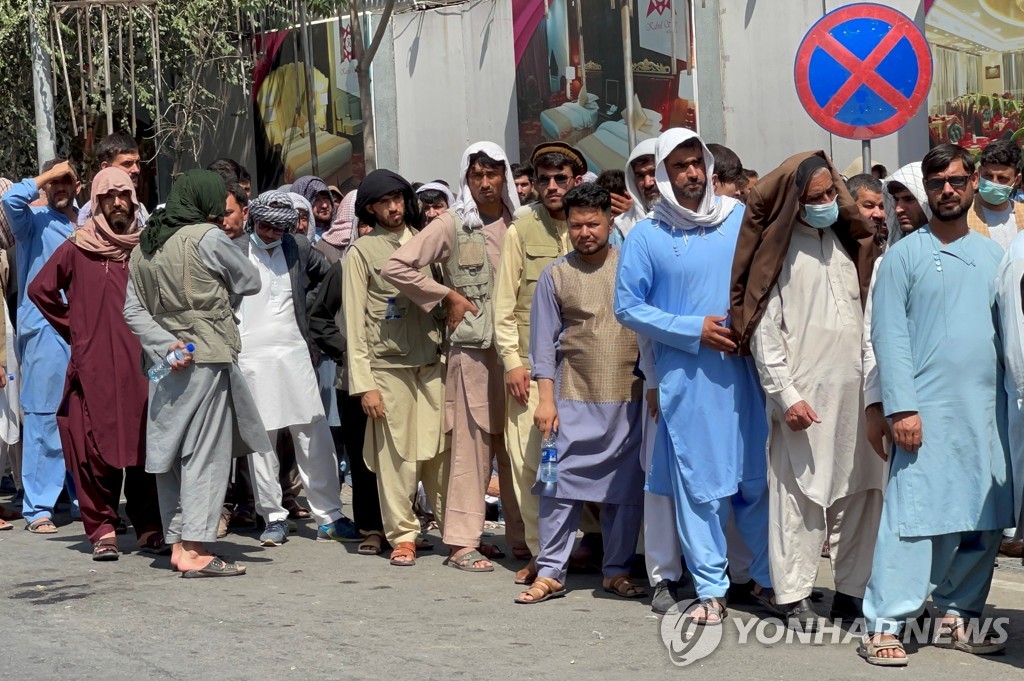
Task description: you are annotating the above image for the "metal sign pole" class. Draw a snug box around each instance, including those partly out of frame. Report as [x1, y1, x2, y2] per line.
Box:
[862, 139, 870, 176]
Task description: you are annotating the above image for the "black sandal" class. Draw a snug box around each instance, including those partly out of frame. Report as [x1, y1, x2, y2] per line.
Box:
[92, 540, 120, 561]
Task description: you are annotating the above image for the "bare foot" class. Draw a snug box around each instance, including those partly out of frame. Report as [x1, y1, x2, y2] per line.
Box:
[173, 542, 215, 572]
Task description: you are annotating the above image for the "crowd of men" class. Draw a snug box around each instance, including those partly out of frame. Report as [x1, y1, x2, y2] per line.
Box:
[2, 126, 1024, 668]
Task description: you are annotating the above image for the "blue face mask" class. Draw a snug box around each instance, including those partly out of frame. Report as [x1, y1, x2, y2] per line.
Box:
[250, 231, 282, 250]
[978, 177, 1015, 206]
[801, 198, 839, 229]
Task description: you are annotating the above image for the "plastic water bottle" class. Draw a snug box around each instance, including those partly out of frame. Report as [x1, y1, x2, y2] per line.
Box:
[539, 433, 558, 484]
[385, 297, 402, 320]
[148, 343, 196, 382]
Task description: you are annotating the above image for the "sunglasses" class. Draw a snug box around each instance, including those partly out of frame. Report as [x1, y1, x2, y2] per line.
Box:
[538, 173, 572, 187]
[923, 175, 971, 192]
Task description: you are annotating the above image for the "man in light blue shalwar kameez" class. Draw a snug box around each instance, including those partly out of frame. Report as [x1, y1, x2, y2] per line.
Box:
[860, 144, 1013, 666]
[1, 161, 78, 531]
[615, 128, 770, 624]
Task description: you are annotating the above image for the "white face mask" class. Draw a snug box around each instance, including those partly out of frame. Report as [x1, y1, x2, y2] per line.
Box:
[801, 198, 839, 229]
[250, 231, 282, 250]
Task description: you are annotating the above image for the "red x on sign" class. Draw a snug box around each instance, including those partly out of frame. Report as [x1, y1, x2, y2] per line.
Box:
[794, 4, 932, 140]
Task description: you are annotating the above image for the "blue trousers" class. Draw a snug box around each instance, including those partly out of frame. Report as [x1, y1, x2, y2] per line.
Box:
[673, 470, 772, 599]
[863, 485, 1003, 634]
[21, 412, 66, 523]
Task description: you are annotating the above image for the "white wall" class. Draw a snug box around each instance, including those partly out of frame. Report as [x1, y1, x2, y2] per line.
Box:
[386, 0, 519, 186]
[712, 0, 929, 176]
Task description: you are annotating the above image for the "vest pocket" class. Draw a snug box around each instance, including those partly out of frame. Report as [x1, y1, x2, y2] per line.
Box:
[367, 298, 411, 357]
[523, 243, 560, 281]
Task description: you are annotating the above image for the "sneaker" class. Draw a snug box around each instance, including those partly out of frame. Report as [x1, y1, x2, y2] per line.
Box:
[260, 519, 289, 547]
[317, 516, 361, 542]
[651, 579, 678, 615]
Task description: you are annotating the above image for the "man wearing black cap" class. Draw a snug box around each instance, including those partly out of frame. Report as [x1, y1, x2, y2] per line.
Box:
[342, 170, 446, 567]
[493, 142, 585, 583]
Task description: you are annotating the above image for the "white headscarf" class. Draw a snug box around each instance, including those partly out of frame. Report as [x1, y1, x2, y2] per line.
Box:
[455, 141, 521, 229]
[651, 128, 739, 228]
[614, 139, 659, 239]
[289, 192, 315, 239]
[883, 162, 931, 247]
[416, 181, 456, 207]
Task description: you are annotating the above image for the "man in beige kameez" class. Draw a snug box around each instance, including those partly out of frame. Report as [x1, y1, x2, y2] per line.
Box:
[345, 170, 446, 567]
[747, 153, 886, 631]
[383, 142, 524, 572]
[494, 142, 585, 582]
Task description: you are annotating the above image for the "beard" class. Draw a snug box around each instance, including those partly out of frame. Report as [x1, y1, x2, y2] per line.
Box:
[105, 209, 134, 234]
[675, 182, 705, 202]
[378, 213, 405, 230]
[930, 192, 973, 222]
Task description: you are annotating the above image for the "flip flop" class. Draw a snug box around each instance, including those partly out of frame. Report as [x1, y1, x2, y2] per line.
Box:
[0, 518, 12, 531]
[180, 556, 246, 578]
[25, 517, 57, 534]
[445, 549, 495, 572]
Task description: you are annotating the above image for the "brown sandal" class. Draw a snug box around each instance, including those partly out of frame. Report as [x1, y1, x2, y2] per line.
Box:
[26, 517, 57, 534]
[92, 540, 120, 561]
[389, 541, 416, 566]
[515, 576, 566, 604]
[603, 573, 647, 599]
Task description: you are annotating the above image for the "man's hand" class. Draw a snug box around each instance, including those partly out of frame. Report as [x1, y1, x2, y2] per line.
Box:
[443, 290, 479, 331]
[533, 400, 559, 439]
[506, 366, 531, 407]
[360, 389, 386, 420]
[865, 403, 893, 461]
[36, 160, 77, 188]
[0, 367, 8, 389]
[784, 400, 820, 431]
[167, 341, 192, 372]
[891, 411, 922, 453]
[610, 192, 634, 217]
[700, 316, 737, 353]
[645, 388, 659, 422]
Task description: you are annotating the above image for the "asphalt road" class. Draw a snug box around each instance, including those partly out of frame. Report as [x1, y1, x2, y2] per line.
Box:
[2, 493, 1023, 681]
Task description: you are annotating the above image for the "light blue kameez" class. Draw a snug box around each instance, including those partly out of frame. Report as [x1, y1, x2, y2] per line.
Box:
[614, 208, 771, 598]
[864, 226, 1013, 633]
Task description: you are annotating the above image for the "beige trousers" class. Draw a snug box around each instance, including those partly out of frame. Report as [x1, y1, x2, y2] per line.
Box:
[505, 380, 541, 554]
[363, 364, 445, 546]
[768, 444, 883, 603]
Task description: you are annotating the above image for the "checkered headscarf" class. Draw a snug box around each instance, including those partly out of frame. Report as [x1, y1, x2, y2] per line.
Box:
[247, 190, 298, 233]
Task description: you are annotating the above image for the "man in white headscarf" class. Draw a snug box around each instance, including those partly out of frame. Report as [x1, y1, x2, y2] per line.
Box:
[612, 139, 660, 243]
[615, 128, 771, 624]
[383, 142, 525, 573]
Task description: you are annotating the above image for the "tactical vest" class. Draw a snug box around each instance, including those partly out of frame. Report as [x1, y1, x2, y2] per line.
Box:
[129, 223, 239, 364]
[350, 226, 440, 364]
[443, 212, 495, 349]
[512, 209, 567, 367]
[967, 199, 1024, 240]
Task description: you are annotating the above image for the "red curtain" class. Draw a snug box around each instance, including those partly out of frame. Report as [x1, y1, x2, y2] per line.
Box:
[513, 0, 548, 66]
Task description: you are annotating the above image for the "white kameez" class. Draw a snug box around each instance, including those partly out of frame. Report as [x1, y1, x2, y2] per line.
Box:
[238, 246, 323, 431]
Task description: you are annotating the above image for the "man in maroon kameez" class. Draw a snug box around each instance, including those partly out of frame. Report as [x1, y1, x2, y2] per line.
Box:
[28, 167, 163, 561]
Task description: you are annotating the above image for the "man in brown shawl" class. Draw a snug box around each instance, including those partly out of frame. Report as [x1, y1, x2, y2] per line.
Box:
[730, 151, 885, 631]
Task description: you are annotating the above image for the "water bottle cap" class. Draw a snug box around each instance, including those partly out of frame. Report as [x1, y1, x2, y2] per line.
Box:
[386, 297, 396, 302]
[6, 374, 12, 380]
[185, 343, 196, 352]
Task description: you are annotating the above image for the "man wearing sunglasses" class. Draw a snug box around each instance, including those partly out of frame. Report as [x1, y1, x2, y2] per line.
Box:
[493, 141, 586, 583]
[967, 140, 1023, 250]
[861, 144, 1010, 665]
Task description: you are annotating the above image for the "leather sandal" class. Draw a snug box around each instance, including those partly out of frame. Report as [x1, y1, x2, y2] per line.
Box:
[933, 616, 1006, 655]
[603, 573, 647, 599]
[389, 541, 416, 566]
[515, 576, 566, 604]
[445, 549, 494, 572]
[858, 634, 909, 667]
[690, 597, 728, 626]
[358, 532, 384, 555]
[92, 540, 120, 562]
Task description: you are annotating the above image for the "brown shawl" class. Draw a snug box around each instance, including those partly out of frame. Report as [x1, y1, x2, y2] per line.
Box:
[729, 150, 879, 354]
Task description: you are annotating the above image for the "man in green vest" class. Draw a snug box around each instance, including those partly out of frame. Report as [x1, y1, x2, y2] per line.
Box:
[383, 142, 525, 573]
[494, 142, 585, 583]
[123, 170, 270, 578]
